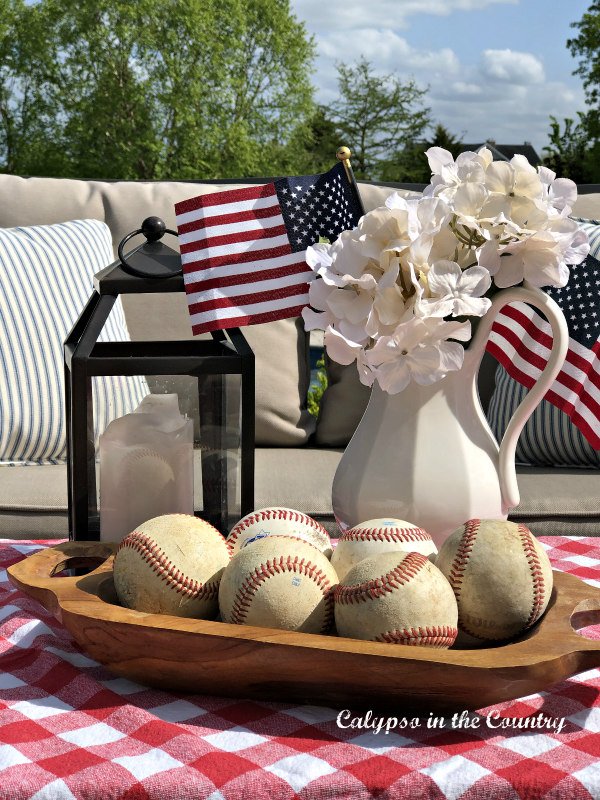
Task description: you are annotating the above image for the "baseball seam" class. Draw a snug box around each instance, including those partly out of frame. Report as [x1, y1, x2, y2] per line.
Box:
[343, 527, 431, 543]
[446, 518, 481, 638]
[227, 509, 328, 550]
[229, 554, 335, 632]
[334, 552, 428, 605]
[517, 523, 547, 628]
[118, 531, 220, 601]
[447, 518, 480, 604]
[375, 625, 457, 647]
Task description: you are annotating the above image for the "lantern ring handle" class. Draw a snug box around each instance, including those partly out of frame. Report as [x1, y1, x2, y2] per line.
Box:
[117, 219, 181, 278]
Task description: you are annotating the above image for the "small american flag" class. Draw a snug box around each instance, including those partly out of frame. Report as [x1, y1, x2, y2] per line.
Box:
[174, 162, 362, 335]
[486, 238, 600, 449]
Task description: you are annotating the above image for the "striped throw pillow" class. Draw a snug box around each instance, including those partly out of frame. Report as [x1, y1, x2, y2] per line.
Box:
[0, 219, 148, 465]
[486, 217, 600, 468]
[488, 363, 600, 467]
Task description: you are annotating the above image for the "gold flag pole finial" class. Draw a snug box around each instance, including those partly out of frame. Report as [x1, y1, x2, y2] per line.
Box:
[336, 146, 352, 180]
[336, 145, 365, 216]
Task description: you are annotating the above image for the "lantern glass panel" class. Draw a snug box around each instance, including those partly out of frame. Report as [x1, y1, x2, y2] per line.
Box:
[89, 372, 243, 540]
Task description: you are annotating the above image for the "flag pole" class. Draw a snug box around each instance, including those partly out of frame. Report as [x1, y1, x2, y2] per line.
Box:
[337, 146, 366, 217]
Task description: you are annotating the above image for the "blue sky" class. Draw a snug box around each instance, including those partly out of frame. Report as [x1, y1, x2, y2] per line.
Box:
[292, 0, 591, 158]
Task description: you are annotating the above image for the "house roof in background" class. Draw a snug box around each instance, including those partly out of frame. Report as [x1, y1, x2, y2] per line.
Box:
[460, 141, 542, 165]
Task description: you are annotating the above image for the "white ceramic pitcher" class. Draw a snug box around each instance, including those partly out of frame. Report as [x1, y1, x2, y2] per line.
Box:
[331, 282, 569, 548]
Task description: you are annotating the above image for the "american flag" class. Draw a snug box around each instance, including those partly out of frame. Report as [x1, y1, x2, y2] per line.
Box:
[174, 162, 362, 335]
[486, 241, 600, 449]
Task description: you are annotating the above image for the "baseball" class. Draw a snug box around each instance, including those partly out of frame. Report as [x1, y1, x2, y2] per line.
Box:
[331, 518, 437, 581]
[226, 507, 332, 558]
[434, 519, 554, 642]
[219, 535, 338, 633]
[334, 551, 458, 647]
[113, 513, 230, 618]
[120, 447, 175, 491]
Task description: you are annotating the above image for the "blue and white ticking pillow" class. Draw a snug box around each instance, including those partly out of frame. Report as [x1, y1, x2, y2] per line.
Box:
[487, 217, 600, 468]
[0, 219, 148, 465]
[488, 362, 600, 467]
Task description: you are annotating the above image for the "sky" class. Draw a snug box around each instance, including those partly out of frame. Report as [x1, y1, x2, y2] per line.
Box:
[291, 0, 591, 158]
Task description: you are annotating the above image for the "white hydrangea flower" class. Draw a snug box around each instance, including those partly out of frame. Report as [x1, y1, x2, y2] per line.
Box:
[366, 318, 471, 394]
[415, 260, 492, 318]
[302, 146, 589, 394]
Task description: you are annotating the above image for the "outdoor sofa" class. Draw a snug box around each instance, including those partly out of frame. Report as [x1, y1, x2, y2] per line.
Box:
[0, 175, 598, 539]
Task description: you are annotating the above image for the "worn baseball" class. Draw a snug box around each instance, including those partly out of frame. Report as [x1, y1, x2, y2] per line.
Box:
[331, 518, 438, 581]
[227, 507, 332, 558]
[334, 551, 458, 647]
[219, 535, 338, 633]
[113, 513, 231, 618]
[435, 519, 554, 642]
[115, 448, 178, 528]
[120, 447, 175, 491]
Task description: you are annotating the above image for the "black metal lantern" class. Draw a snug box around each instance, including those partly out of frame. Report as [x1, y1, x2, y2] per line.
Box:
[64, 217, 255, 541]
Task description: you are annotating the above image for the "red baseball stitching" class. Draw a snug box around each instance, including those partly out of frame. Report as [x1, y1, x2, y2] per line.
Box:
[334, 552, 428, 605]
[343, 526, 431, 543]
[447, 519, 480, 602]
[517, 523, 547, 628]
[375, 625, 457, 647]
[446, 519, 481, 637]
[227, 508, 329, 550]
[117, 531, 221, 601]
[229, 552, 335, 632]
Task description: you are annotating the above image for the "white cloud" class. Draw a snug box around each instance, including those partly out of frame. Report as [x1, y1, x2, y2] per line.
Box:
[449, 82, 484, 98]
[291, 0, 583, 159]
[317, 29, 460, 78]
[293, 0, 518, 31]
[432, 80, 584, 152]
[480, 49, 545, 84]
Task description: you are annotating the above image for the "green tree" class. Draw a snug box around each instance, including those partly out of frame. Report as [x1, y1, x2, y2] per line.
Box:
[380, 122, 463, 184]
[329, 57, 431, 180]
[0, 0, 316, 180]
[0, 0, 66, 175]
[427, 123, 463, 159]
[567, 2, 600, 145]
[542, 115, 599, 183]
[297, 106, 344, 175]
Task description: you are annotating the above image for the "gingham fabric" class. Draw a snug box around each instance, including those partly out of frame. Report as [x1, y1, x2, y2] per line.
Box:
[0, 537, 599, 800]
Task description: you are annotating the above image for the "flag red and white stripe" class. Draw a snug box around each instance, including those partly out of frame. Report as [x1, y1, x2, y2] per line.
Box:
[175, 184, 312, 334]
[487, 302, 600, 448]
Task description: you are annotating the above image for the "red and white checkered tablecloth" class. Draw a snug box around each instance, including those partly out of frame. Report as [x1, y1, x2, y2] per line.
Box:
[0, 537, 599, 800]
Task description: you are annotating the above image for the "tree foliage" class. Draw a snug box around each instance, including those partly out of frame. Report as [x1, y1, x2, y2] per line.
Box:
[542, 115, 600, 183]
[329, 57, 431, 181]
[380, 122, 464, 184]
[0, 0, 316, 179]
[567, 1, 600, 144]
[548, 2, 600, 183]
[297, 107, 344, 175]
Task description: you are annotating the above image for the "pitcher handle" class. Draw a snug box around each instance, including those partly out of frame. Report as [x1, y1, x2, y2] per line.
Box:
[467, 280, 569, 513]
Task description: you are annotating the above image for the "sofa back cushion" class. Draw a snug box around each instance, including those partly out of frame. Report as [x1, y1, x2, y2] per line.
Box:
[573, 192, 600, 221]
[0, 219, 148, 464]
[0, 175, 316, 446]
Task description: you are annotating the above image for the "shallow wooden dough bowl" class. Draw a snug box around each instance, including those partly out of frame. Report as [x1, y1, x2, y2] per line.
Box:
[8, 541, 600, 713]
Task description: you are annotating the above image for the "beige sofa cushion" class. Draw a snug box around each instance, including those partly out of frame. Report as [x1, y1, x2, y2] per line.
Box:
[573, 192, 600, 220]
[1, 457, 599, 539]
[0, 175, 314, 446]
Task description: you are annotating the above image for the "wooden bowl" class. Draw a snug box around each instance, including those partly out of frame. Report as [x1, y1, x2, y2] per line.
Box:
[8, 541, 600, 713]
